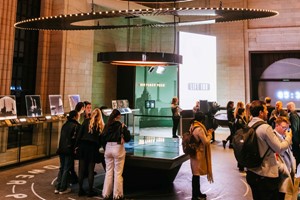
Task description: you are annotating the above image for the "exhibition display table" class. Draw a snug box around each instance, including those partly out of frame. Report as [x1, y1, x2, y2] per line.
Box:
[122, 136, 189, 187]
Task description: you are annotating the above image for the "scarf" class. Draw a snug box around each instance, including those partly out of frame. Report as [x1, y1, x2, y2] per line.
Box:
[193, 121, 214, 183]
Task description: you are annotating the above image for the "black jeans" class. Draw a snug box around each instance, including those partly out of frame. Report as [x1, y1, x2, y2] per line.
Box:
[246, 170, 279, 200]
[172, 116, 180, 137]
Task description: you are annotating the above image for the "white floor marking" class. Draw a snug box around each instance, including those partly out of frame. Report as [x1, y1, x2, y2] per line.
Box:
[51, 177, 57, 185]
[12, 185, 15, 193]
[241, 178, 250, 196]
[31, 183, 46, 200]
[211, 194, 226, 200]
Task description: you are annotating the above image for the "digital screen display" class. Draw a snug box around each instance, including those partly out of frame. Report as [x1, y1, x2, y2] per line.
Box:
[258, 81, 300, 108]
[179, 32, 217, 110]
[145, 100, 155, 109]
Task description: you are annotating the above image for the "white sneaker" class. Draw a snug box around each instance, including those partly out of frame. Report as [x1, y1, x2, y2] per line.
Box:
[59, 188, 72, 194]
[54, 189, 59, 194]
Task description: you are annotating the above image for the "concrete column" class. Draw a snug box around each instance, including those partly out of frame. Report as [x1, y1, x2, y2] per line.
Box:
[0, 0, 17, 95]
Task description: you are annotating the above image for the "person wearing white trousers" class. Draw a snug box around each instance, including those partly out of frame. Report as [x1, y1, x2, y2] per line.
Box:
[102, 142, 126, 199]
[102, 109, 131, 200]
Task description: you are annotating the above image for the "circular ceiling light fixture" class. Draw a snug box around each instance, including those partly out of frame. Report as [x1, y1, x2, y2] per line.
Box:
[97, 52, 183, 66]
[120, 0, 193, 2]
[14, 7, 278, 31]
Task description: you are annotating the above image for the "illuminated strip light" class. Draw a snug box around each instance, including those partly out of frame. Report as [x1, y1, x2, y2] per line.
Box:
[178, 20, 216, 26]
[14, 7, 278, 31]
[139, 83, 166, 87]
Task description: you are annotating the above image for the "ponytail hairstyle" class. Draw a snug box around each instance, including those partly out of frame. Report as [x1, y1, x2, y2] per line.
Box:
[103, 109, 121, 134]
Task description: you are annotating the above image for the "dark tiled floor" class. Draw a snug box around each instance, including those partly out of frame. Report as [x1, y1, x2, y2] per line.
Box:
[1, 128, 253, 200]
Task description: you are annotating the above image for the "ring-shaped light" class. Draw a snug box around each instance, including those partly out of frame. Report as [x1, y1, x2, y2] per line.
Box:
[97, 52, 182, 66]
[14, 7, 278, 31]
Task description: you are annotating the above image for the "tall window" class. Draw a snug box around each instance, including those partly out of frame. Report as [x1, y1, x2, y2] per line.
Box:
[12, 0, 40, 115]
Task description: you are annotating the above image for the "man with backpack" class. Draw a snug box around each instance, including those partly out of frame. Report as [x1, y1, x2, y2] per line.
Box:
[246, 100, 292, 200]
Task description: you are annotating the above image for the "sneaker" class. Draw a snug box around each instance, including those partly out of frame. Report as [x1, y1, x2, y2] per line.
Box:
[54, 189, 59, 194]
[59, 188, 72, 194]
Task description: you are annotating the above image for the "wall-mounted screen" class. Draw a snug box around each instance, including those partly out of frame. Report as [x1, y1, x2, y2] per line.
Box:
[179, 31, 217, 110]
[68, 95, 80, 110]
[0, 95, 17, 120]
[258, 58, 300, 109]
[145, 100, 155, 109]
[259, 81, 300, 108]
[25, 95, 43, 117]
[49, 95, 64, 115]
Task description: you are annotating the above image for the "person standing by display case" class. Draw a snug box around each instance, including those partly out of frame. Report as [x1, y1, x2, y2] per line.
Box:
[102, 109, 131, 200]
[55, 110, 80, 194]
[171, 97, 182, 138]
[76, 108, 105, 197]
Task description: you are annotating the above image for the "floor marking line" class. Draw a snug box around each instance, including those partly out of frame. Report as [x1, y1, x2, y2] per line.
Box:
[51, 177, 57, 185]
[241, 178, 250, 197]
[31, 183, 46, 200]
[12, 185, 15, 193]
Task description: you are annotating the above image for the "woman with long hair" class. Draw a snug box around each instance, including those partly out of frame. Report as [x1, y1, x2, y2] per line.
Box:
[171, 97, 182, 138]
[189, 112, 214, 199]
[102, 109, 131, 200]
[77, 108, 105, 197]
[233, 101, 245, 119]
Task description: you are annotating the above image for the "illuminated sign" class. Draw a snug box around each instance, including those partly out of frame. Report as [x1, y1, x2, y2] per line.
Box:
[139, 83, 165, 87]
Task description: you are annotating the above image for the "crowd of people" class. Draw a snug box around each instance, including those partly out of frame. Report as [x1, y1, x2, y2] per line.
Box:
[223, 98, 300, 200]
[171, 96, 300, 200]
[54, 97, 300, 200]
[55, 101, 130, 200]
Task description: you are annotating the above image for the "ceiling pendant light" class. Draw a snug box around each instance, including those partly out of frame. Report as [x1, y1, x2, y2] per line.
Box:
[13, 0, 278, 67]
[97, 52, 182, 66]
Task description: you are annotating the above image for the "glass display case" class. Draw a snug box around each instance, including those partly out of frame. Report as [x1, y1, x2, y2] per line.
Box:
[122, 136, 189, 187]
[0, 115, 65, 168]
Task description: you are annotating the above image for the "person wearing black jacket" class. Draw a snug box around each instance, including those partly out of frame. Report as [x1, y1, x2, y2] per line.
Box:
[287, 101, 300, 167]
[223, 101, 235, 149]
[102, 109, 131, 200]
[55, 110, 80, 194]
[76, 108, 105, 197]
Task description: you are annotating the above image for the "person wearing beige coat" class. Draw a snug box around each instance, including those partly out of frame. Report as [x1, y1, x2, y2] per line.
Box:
[189, 112, 214, 200]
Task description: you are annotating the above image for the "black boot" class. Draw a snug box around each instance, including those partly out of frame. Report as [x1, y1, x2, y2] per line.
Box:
[192, 175, 206, 199]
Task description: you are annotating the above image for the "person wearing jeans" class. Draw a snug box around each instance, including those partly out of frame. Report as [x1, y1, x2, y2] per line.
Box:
[102, 109, 131, 200]
[103, 142, 126, 199]
[55, 155, 73, 194]
[55, 110, 80, 194]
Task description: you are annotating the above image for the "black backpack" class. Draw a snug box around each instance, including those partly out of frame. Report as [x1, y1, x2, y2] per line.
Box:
[232, 121, 268, 168]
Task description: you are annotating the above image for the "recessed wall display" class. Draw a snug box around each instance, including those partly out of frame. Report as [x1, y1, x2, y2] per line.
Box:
[49, 95, 64, 115]
[112, 100, 131, 114]
[258, 58, 300, 108]
[0, 95, 17, 120]
[68, 95, 80, 110]
[25, 95, 43, 117]
[145, 100, 155, 109]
